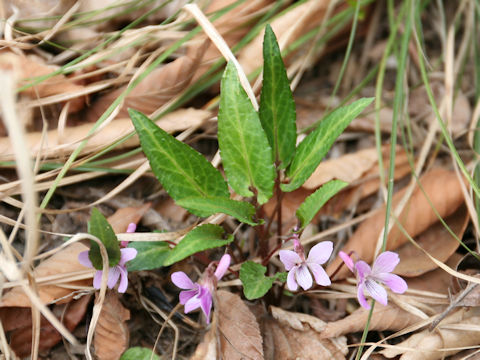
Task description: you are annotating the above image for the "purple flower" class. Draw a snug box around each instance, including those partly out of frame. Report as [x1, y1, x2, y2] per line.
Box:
[78, 247, 137, 293]
[121, 222, 137, 248]
[339, 251, 408, 309]
[279, 236, 332, 291]
[171, 254, 231, 324]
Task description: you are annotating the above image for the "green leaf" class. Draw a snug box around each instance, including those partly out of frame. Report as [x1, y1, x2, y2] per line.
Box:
[126, 242, 170, 271]
[218, 62, 275, 204]
[296, 180, 348, 229]
[129, 109, 229, 204]
[121, 347, 160, 360]
[176, 196, 258, 225]
[259, 24, 297, 169]
[88, 208, 121, 269]
[163, 224, 233, 266]
[281, 98, 374, 192]
[240, 261, 285, 300]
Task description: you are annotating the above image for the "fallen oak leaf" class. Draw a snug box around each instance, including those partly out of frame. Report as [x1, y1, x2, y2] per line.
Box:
[319, 303, 422, 339]
[0, 242, 91, 307]
[328, 168, 465, 280]
[216, 290, 263, 360]
[94, 290, 130, 360]
[394, 205, 469, 277]
[263, 306, 347, 360]
[1, 294, 91, 358]
[381, 307, 480, 360]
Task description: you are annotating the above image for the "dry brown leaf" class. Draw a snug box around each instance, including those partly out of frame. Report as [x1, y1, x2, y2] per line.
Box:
[1, 294, 91, 358]
[303, 147, 382, 189]
[216, 290, 263, 360]
[189, 325, 217, 360]
[262, 306, 347, 360]
[238, 0, 346, 76]
[381, 308, 480, 360]
[0, 107, 212, 161]
[320, 303, 422, 339]
[87, 42, 207, 122]
[407, 253, 462, 295]
[94, 290, 130, 360]
[107, 202, 151, 233]
[328, 168, 465, 280]
[0, 242, 91, 307]
[394, 205, 468, 277]
[0, 52, 86, 112]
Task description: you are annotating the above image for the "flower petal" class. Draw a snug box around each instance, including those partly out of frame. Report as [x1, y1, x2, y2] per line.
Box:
[117, 266, 129, 293]
[372, 251, 399, 275]
[214, 254, 231, 280]
[93, 270, 103, 289]
[355, 260, 372, 282]
[119, 248, 137, 266]
[375, 273, 408, 294]
[78, 251, 93, 268]
[179, 289, 198, 305]
[338, 251, 354, 272]
[279, 250, 301, 271]
[200, 289, 213, 323]
[107, 266, 121, 289]
[357, 283, 370, 309]
[286, 268, 298, 291]
[306, 241, 333, 265]
[184, 294, 202, 314]
[365, 279, 388, 306]
[126, 223, 137, 233]
[307, 263, 331, 286]
[296, 264, 313, 290]
[171, 271, 195, 290]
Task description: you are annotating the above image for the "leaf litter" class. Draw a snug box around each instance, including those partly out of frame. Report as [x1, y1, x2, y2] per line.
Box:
[1, 1, 480, 359]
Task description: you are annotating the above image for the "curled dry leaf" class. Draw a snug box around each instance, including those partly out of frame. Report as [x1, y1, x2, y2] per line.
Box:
[328, 168, 465, 280]
[407, 253, 462, 295]
[107, 202, 151, 233]
[0, 242, 91, 307]
[262, 306, 347, 360]
[381, 308, 480, 360]
[238, 0, 347, 76]
[320, 303, 422, 339]
[189, 322, 217, 360]
[394, 205, 469, 277]
[0, 52, 86, 112]
[0, 107, 212, 161]
[0, 294, 91, 358]
[216, 290, 263, 360]
[87, 42, 208, 122]
[94, 291, 130, 360]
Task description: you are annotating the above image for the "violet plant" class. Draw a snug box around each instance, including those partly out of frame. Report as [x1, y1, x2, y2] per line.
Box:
[79, 25, 406, 325]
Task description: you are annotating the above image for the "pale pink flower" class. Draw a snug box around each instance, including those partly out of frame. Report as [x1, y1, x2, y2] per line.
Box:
[339, 251, 408, 309]
[171, 254, 231, 324]
[279, 236, 332, 291]
[121, 222, 137, 247]
[78, 247, 137, 293]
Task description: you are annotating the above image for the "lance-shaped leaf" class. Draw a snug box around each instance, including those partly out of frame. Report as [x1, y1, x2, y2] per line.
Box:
[126, 242, 170, 271]
[259, 24, 297, 169]
[218, 62, 275, 204]
[296, 180, 348, 229]
[163, 224, 233, 266]
[281, 98, 373, 192]
[240, 261, 286, 300]
[129, 109, 229, 204]
[176, 197, 258, 226]
[88, 208, 121, 269]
